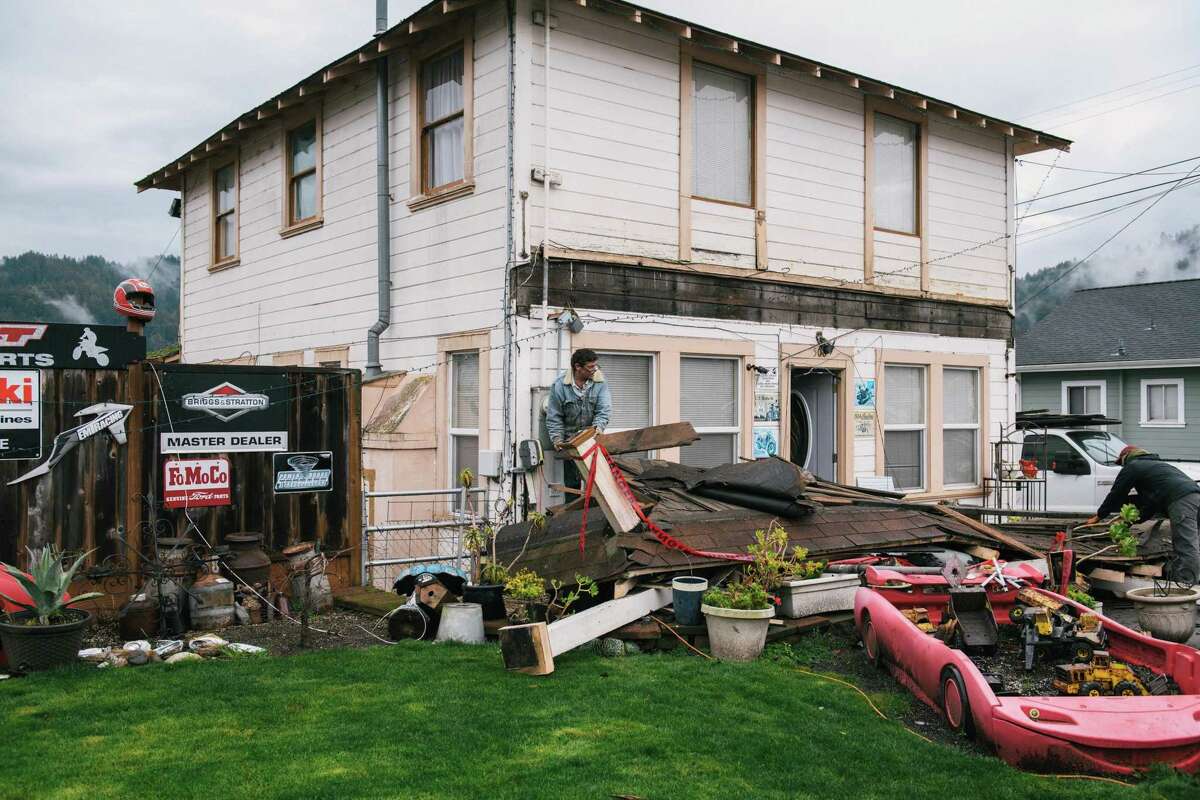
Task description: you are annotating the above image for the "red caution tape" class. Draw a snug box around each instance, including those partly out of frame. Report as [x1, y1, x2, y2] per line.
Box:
[577, 443, 753, 563]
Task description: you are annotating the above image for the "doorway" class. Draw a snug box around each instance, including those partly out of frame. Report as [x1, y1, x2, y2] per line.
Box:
[790, 368, 839, 480]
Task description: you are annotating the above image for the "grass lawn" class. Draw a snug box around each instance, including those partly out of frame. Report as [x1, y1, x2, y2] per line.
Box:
[1, 639, 1197, 800]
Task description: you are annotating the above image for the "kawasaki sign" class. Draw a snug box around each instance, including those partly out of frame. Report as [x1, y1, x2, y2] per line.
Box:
[0, 321, 145, 369]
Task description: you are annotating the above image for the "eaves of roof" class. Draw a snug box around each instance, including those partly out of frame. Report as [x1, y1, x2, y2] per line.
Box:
[135, 0, 1072, 192]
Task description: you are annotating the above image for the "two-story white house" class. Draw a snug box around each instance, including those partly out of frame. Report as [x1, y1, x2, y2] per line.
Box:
[136, 0, 1070, 507]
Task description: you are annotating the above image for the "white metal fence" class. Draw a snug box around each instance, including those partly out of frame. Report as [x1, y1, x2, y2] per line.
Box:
[361, 487, 488, 590]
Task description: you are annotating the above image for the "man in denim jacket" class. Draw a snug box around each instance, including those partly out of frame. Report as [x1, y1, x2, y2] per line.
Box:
[545, 348, 612, 490]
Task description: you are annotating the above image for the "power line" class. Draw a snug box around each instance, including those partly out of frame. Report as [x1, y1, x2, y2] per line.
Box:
[1018, 62, 1200, 122]
[1020, 161, 1200, 307]
[1017, 159, 1197, 177]
[1018, 176, 1200, 245]
[1044, 81, 1200, 130]
[146, 225, 181, 283]
[1016, 174, 1199, 221]
[1016, 155, 1200, 204]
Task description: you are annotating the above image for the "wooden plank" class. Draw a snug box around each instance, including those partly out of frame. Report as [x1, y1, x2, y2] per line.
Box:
[548, 587, 671, 655]
[597, 421, 699, 455]
[566, 429, 641, 534]
[935, 504, 1044, 559]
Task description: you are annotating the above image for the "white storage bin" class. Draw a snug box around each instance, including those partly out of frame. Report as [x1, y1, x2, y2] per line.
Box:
[775, 573, 860, 619]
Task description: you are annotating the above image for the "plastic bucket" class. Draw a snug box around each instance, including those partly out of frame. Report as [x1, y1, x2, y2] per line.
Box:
[436, 603, 486, 644]
[672, 576, 709, 626]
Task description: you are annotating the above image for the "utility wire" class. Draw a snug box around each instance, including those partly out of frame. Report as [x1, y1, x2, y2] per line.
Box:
[1018, 62, 1200, 122]
[1017, 159, 1196, 177]
[1016, 173, 1200, 221]
[146, 225, 181, 283]
[1016, 155, 1200, 204]
[1042, 81, 1200, 129]
[1019, 176, 1200, 245]
[1020, 161, 1200, 307]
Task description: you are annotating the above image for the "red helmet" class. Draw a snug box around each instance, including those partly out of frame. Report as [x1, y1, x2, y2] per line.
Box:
[114, 278, 156, 321]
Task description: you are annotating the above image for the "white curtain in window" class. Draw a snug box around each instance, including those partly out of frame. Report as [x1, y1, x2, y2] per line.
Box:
[943, 429, 977, 485]
[873, 113, 917, 234]
[425, 49, 465, 188]
[452, 352, 479, 429]
[599, 354, 652, 429]
[1148, 384, 1179, 421]
[1067, 385, 1101, 415]
[453, 434, 478, 480]
[943, 369, 978, 425]
[885, 365, 924, 424]
[885, 430, 923, 490]
[692, 63, 751, 205]
[680, 357, 737, 426]
[290, 123, 317, 173]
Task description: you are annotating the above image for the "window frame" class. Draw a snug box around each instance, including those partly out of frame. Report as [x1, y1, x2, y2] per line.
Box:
[678, 44, 767, 269]
[863, 98, 929, 289]
[882, 364, 928, 492]
[1061, 380, 1106, 416]
[679, 354, 741, 468]
[594, 350, 657, 438]
[409, 23, 475, 211]
[942, 367, 981, 489]
[870, 112, 920, 236]
[1140, 378, 1185, 427]
[280, 110, 324, 237]
[688, 62, 756, 209]
[448, 350, 481, 484]
[210, 156, 239, 270]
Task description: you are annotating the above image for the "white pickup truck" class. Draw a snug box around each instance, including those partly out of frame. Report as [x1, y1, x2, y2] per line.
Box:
[1018, 424, 1200, 514]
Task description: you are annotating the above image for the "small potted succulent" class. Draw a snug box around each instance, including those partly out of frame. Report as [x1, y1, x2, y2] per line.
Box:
[503, 568, 548, 622]
[0, 546, 103, 672]
[463, 523, 509, 621]
[701, 524, 800, 661]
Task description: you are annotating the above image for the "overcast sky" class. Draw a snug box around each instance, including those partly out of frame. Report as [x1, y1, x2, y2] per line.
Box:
[1, 0, 1197, 276]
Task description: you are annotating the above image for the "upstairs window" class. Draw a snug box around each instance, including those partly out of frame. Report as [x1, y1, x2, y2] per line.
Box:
[286, 119, 320, 227]
[692, 62, 752, 205]
[1062, 381, 1105, 416]
[1141, 379, 1185, 426]
[422, 47, 465, 192]
[212, 160, 238, 266]
[873, 113, 918, 234]
[680, 356, 739, 468]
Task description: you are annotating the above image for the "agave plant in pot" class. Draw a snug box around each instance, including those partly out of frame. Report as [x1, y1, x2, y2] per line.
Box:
[462, 523, 509, 621]
[701, 523, 803, 662]
[0, 546, 103, 672]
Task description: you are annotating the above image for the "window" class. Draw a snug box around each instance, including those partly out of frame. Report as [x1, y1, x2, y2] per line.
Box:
[211, 161, 238, 266]
[1067, 430, 1128, 466]
[450, 352, 479, 481]
[1061, 381, 1105, 415]
[680, 356, 739, 468]
[1141, 379, 1185, 426]
[285, 119, 320, 227]
[873, 113, 918, 234]
[943, 368, 979, 486]
[692, 62, 752, 205]
[598, 353, 653, 432]
[1020, 434, 1086, 474]
[884, 365, 925, 490]
[421, 47, 466, 192]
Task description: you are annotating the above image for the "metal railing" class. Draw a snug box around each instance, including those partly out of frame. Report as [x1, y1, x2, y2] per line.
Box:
[361, 487, 488, 589]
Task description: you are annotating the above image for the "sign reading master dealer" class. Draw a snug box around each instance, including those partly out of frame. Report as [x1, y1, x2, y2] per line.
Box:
[159, 372, 289, 453]
[273, 451, 333, 493]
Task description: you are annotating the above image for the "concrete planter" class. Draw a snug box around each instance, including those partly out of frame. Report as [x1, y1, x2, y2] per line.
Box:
[774, 573, 860, 619]
[1127, 586, 1200, 643]
[701, 604, 774, 662]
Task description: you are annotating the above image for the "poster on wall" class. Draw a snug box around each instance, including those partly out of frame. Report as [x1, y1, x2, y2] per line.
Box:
[755, 366, 778, 392]
[0, 321, 145, 369]
[158, 372, 289, 453]
[854, 378, 876, 409]
[753, 393, 780, 423]
[0, 369, 41, 460]
[854, 410, 876, 438]
[273, 451, 333, 493]
[752, 425, 780, 458]
[163, 457, 232, 509]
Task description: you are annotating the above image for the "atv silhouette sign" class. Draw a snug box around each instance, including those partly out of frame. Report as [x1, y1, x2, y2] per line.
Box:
[0, 321, 145, 369]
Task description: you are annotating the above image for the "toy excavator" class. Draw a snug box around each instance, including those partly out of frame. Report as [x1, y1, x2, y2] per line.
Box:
[1011, 588, 1104, 671]
[1052, 651, 1147, 697]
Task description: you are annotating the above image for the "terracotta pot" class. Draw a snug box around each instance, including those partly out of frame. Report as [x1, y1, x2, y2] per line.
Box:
[223, 532, 271, 587]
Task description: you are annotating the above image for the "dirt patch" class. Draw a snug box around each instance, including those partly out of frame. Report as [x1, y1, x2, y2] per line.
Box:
[83, 608, 390, 657]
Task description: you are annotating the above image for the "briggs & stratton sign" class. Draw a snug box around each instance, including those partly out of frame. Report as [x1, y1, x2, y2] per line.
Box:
[0, 321, 145, 369]
[272, 451, 333, 493]
[163, 457, 232, 508]
[0, 370, 41, 460]
[159, 372, 289, 453]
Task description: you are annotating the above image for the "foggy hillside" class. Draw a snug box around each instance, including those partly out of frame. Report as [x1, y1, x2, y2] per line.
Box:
[1016, 225, 1200, 334]
[0, 251, 180, 350]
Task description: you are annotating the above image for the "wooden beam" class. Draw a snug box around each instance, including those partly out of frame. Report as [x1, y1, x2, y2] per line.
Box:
[597, 422, 699, 455]
[277, 93, 304, 110]
[443, 0, 485, 11]
[860, 79, 895, 99]
[220, 131, 235, 142]
[298, 84, 324, 98]
[781, 56, 821, 78]
[408, 7, 461, 34]
[646, 14, 690, 39]
[500, 587, 672, 675]
[928, 101, 958, 120]
[237, 117, 258, 131]
[896, 91, 927, 110]
[378, 31, 408, 53]
[935, 504, 1044, 560]
[323, 56, 362, 83]
[630, 8, 642, 23]
[694, 29, 738, 53]
[565, 428, 641, 534]
[256, 105, 278, 120]
[357, 49, 383, 64]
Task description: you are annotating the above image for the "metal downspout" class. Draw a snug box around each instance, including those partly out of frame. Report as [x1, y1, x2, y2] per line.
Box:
[366, 0, 391, 378]
[502, 0, 516, 475]
[539, 0, 552, 387]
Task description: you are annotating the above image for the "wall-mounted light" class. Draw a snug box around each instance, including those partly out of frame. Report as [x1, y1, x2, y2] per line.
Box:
[815, 331, 835, 357]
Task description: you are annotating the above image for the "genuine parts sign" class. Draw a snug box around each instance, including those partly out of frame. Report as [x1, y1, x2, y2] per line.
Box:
[163, 457, 232, 508]
[0, 370, 41, 460]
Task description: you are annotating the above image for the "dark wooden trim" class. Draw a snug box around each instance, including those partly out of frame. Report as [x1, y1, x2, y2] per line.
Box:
[513, 260, 1012, 343]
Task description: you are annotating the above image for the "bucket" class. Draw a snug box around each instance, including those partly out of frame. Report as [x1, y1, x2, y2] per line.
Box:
[672, 576, 709, 626]
[436, 603, 486, 644]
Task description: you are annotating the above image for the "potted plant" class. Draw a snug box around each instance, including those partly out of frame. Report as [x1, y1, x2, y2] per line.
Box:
[0, 546, 103, 672]
[700, 523, 800, 662]
[503, 568, 548, 622]
[463, 523, 509, 621]
[771, 534, 860, 619]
